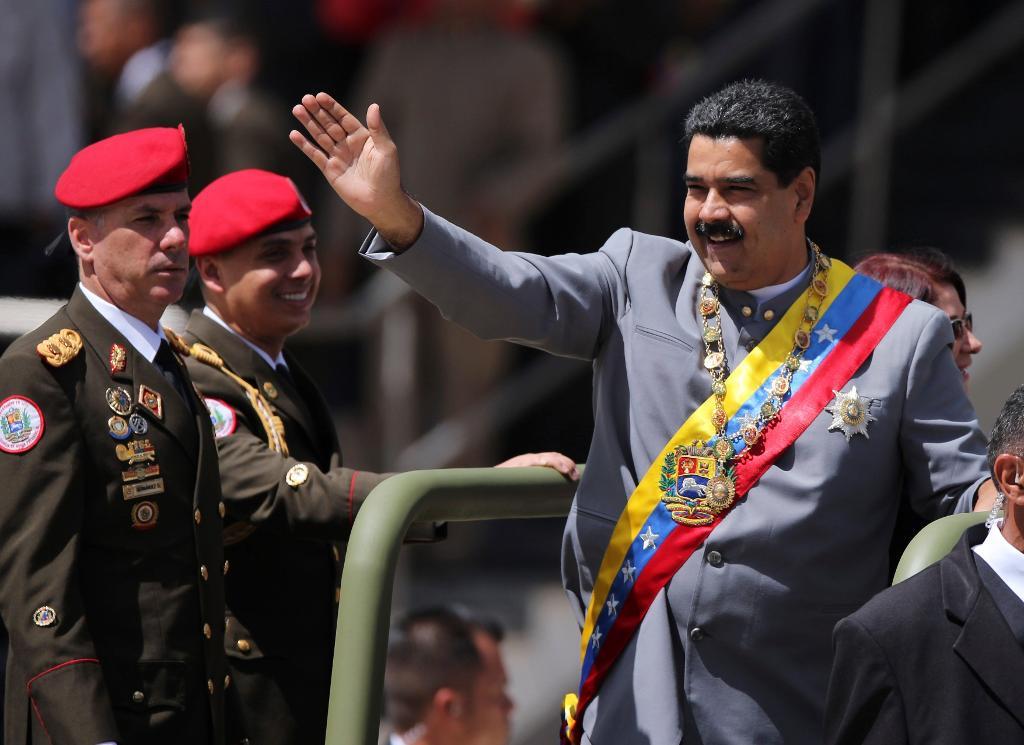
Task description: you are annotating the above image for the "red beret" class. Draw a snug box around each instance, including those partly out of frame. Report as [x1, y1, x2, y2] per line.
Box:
[55, 126, 189, 209]
[188, 169, 313, 257]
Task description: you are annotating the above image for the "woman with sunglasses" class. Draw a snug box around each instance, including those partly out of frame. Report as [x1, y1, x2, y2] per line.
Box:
[856, 247, 983, 388]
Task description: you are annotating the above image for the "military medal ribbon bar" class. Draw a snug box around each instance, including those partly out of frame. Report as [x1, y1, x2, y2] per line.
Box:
[564, 263, 911, 742]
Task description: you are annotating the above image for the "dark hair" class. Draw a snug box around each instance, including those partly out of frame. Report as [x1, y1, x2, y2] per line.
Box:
[383, 606, 504, 732]
[684, 79, 821, 186]
[855, 246, 967, 306]
[989, 385, 1024, 474]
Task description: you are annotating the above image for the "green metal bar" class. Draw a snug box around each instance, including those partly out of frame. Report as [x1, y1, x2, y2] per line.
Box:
[892, 511, 989, 584]
[325, 466, 579, 745]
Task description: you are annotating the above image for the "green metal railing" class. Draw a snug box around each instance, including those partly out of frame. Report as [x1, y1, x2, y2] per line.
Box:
[325, 467, 580, 745]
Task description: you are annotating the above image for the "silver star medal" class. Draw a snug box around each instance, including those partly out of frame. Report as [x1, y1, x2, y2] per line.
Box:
[826, 385, 877, 441]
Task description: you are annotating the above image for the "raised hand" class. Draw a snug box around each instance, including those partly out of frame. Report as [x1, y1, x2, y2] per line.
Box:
[290, 92, 423, 249]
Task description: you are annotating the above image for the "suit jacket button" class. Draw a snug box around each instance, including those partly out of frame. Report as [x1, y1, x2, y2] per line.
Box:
[194, 509, 202, 525]
[219, 501, 226, 518]
[203, 623, 212, 639]
[237, 638, 252, 653]
[207, 678, 215, 694]
[690, 627, 705, 642]
[200, 564, 209, 581]
[223, 560, 230, 575]
[706, 550, 724, 567]
[224, 674, 232, 689]
[131, 690, 145, 704]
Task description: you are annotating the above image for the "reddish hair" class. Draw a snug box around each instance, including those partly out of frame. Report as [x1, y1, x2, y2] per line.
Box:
[854, 247, 967, 306]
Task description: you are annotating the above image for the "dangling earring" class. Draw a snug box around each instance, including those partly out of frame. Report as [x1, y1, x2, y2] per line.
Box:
[985, 490, 1006, 530]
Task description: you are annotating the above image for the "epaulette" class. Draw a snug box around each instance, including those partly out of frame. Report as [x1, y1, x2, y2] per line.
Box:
[163, 327, 192, 357]
[37, 329, 83, 367]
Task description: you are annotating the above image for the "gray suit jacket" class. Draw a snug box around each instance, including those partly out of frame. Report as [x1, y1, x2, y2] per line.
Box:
[360, 209, 988, 744]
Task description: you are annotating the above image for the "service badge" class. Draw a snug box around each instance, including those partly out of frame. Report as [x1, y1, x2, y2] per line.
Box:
[826, 385, 876, 441]
[0, 396, 45, 454]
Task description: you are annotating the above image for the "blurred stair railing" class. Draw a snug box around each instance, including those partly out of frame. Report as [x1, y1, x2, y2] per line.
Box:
[324, 466, 580, 745]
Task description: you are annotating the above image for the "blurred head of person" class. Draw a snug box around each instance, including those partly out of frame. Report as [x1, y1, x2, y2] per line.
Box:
[189, 169, 318, 358]
[171, 16, 261, 102]
[78, 0, 167, 78]
[385, 607, 513, 745]
[57, 126, 191, 328]
[855, 247, 982, 387]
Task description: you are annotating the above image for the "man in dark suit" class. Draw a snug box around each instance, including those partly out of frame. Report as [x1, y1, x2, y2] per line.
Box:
[182, 168, 576, 744]
[0, 128, 226, 744]
[825, 384, 1024, 744]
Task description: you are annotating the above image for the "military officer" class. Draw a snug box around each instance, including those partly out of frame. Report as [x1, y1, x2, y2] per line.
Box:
[0, 128, 226, 744]
[182, 169, 576, 744]
[289, 81, 994, 744]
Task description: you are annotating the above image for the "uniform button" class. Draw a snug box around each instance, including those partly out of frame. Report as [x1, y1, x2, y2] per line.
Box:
[690, 627, 705, 642]
[763, 309, 776, 321]
[203, 623, 212, 639]
[707, 550, 724, 567]
[208, 678, 215, 694]
[200, 565, 209, 581]
[332, 545, 341, 562]
[131, 690, 145, 704]
[224, 674, 232, 689]
[194, 509, 202, 525]
[218, 501, 226, 519]
[741, 305, 753, 318]
[223, 560, 230, 575]
[237, 638, 252, 653]
[225, 617, 230, 631]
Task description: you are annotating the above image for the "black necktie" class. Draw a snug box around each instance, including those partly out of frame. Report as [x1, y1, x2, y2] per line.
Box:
[275, 363, 294, 387]
[154, 341, 192, 410]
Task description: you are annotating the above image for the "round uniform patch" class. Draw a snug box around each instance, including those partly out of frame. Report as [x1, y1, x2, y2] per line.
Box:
[205, 398, 237, 439]
[0, 396, 45, 454]
[131, 500, 159, 531]
[33, 606, 57, 627]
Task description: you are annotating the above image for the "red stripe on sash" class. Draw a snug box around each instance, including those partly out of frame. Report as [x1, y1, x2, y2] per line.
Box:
[571, 286, 911, 735]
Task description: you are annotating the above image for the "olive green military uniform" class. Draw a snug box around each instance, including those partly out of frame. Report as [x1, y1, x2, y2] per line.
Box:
[0, 288, 227, 745]
[183, 310, 387, 745]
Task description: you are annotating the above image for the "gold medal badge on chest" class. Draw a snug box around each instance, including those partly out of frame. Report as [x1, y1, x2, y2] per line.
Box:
[659, 443, 737, 526]
[826, 385, 876, 441]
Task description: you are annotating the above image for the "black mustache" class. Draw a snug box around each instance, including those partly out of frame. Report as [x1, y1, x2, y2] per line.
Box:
[695, 221, 745, 241]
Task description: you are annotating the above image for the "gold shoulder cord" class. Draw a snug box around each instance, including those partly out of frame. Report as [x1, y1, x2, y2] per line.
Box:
[181, 335, 291, 545]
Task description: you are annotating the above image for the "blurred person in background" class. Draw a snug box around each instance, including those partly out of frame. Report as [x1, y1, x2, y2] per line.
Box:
[0, 0, 82, 297]
[384, 607, 512, 745]
[318, 0, 569, 467]
[856, 247, 983, 390]
[170, 14, 313, 192]
[78, 0, 216, 189]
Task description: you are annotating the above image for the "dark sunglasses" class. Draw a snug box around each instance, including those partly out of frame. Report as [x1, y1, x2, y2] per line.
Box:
[950, 313, 973, 340]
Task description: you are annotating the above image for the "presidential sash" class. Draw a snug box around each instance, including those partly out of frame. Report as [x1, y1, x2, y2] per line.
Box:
[563, 261, 911, 742]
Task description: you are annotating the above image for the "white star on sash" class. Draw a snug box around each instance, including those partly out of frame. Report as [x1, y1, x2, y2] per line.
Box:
[799, 358, 813, 373]
[621, 561, 637, 583]
[606, 595, 620, 616]
[592, 629, 603, 649]
[814, 323, 838, 343]
[640, 525, 659, 550]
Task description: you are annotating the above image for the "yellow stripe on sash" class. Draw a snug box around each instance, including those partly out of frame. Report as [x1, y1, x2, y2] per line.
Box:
[578, 261, 856, 662]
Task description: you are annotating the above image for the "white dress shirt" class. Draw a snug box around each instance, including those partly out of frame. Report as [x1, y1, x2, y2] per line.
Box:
[201, 306, 287, 371]
[79, 283, 165, 362]
[973, 519, 1024, 605]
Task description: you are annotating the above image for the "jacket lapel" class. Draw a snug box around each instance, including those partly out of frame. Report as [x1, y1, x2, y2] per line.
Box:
[67, 288, 198, 465]
[945, 525, 1024, 728]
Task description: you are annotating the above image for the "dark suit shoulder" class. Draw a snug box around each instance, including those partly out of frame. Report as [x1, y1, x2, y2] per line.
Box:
[841, 563, 944, 645]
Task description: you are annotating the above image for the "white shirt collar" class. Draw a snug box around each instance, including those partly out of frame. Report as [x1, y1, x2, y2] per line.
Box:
[202, 306, 287, 371]
[746, 257, 813, 305]
[972, 519, 1024, 605]
[79, 283, 165, 363]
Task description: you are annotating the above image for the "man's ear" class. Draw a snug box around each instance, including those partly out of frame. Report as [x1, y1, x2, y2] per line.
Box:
[432, 687, 466, 720]
[793, 166, 816, 223]
[68, 215, 97, 264]
[196, 256, 225, 294]
[992, 453, 1024, 504]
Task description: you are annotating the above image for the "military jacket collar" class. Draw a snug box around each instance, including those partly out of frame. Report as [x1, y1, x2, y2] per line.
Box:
[185, 310, 338, 465]
[66, 287, 199, 461]
[78, 282, 165, 362]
